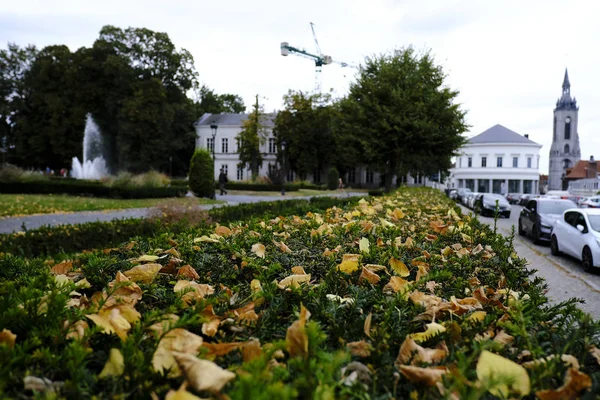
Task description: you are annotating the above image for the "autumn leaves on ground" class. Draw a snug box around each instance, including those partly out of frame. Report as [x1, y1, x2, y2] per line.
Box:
[1, 188, 599, 399]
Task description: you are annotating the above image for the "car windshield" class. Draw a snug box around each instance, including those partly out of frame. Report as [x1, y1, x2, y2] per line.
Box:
[484, 194, 506, 203]
[537, 201, 574, 215]
[589, 215, 600, 232]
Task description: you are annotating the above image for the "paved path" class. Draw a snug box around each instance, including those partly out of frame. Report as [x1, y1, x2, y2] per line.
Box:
[0, 191, 365, 234]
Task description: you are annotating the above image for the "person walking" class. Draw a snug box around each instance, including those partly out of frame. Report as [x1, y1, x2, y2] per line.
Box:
[218, 168, 228, 195]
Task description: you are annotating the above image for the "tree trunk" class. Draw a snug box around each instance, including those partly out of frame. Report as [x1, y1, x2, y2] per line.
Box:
[384, 161, 396, 193]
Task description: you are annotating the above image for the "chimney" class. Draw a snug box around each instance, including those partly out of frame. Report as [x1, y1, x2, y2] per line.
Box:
[588, 155, 597, 179]
[524, 134, 529, 138]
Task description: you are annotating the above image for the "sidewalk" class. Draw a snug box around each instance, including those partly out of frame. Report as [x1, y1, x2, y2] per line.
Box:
[0, 191, 365, 234]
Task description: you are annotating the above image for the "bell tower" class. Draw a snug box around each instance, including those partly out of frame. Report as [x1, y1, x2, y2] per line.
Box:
[548, 68, 581, 190]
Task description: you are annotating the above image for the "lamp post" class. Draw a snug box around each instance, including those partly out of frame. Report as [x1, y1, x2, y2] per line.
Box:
[210, 122, 218, 199]
[281, 140, 287, 196]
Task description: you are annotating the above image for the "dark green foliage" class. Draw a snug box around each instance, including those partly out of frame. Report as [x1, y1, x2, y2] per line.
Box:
[237, 95, 269, 180]
[367, 189, 384, 196]
[0, 179, 185, 198]
[327, 167, 339, 190]
[188, 149, 214, 198]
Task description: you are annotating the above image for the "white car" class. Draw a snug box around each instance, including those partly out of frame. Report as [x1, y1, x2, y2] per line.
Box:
[580, 196, 600, 208]
[551, 208, 600, 271]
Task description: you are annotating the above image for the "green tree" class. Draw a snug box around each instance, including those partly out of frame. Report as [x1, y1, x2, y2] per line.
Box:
[188, 149, 215, 198]
[327, 167, 339, 190]
[194, 85, 246, 115]
[273, 91, 336, 180]
[237, 95, 269, 180]
[335, 47, 468, 192]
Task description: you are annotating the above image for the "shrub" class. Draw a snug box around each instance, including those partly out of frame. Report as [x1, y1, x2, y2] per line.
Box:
[214, 181, 300, 192]
[327, 167, 339, 190]
[189, 149, 215, 198]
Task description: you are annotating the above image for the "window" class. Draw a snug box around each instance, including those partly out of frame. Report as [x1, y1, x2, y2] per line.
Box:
[481, 157, 487, 167]
[527, 157, 532, 168]
[468, 157, 472, 167]
[268, 138, 276, 154]
[565, 119, 571, 140]
[512, 157, 518, 168]
[237, 165, 243, 180]
[268, 163, 276, 175]
[222, 138, 228, 153]
[564, 144, 570, 154]
[496, 157, 503, 167]
[206, 138, 214, 152]
[553, 116, 557, 140]
[347, 168, 356, 184]
[564, 211, 578, 226]
[221, 165, 228, 175]
[236, 138, 241, 152]
[366, 169, 374, 184]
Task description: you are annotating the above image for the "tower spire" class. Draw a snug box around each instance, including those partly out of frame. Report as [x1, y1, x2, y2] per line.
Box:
[562, 68, 570, 93]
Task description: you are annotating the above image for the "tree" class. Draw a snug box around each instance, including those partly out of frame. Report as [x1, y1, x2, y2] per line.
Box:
[194, 85, 245, 115]
[189, 149, 214, 198]
[237, 95, 269, 180]
[273, 91, 336, 181]
[335, 47, 468, 192]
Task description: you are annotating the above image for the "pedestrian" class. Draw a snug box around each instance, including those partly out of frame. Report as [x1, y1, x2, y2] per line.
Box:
[338, 177, 344, 190]
[218, 168, 228, 195]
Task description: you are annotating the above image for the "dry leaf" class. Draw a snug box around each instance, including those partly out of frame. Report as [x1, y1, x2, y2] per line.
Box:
[384, 276, 411, 295]
[23, 376, 64, 393]
[359, 267, 381, 285]
[215, 225, 232, 237]
[476, 350, 531, 397]
[99, 348, 124, 378]
[241, 338, 262, 362]
[202, 318, 221, 337]
[536, 368, 592, 400]
[396, 337, 448, 366]
[359, 237, 370, 253]
[291, 266, 306, 275]
[286, 304, 311, 358]
[165, 387, 202, 400]
[135, 254, 159, 262]
[399, 365, 448, 386]
[409, 322, 446, 343]
[50, 260, 73, 275]
[364, 312, 373, 338]
[152, 328, 204, 376]
[466, 311, 487, 323]
[87, 308, 131, 340]
[347, 340, 372, 357]
[277, 274, 311, 289]
[589, 345, 600, 365]
[251, 243, 266, 258]
[123, 263, 162, 284]
[493, 330, 514, 345]
[390, 257, 410, 277]
[174, 281, 215, 306]
[274, 240, 292, 253]
[172, 352, 235, 393]
[202, 342, 241, 358]
[0, 329, 16, 348]
[66, 320, 88, 340]
[177, 265, 200, 280]
[364, 264, 387, 273]
[338, 254, 360, 274]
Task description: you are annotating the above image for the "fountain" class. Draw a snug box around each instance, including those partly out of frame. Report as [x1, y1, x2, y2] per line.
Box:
[71, 114, 108, 179]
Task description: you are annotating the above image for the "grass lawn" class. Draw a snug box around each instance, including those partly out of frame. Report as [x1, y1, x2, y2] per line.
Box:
[0, 194, 221, 217]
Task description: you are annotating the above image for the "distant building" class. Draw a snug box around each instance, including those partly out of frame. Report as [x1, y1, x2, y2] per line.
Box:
[566, 156, 599, 196]
[450, 124, 542, 194]
[548, 69, 581, 190]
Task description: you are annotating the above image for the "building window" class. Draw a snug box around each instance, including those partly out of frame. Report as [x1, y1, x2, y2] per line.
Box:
[496, 157, 503, 167]
[527, 157, 532, 168]
[347, 168, 356, 184]
[236, 138, 241, 152]
[467, 157, 472, 167]
[237, 165, 243, 180]
[268, 163, 276, 175]
[565, 119, 571, 140]
[222, 138, 228, 153]
[221, 164, 228, 176]
[268, 138, 276, 154]
[481, 157, 487, 168]
[206, 138, 214, 152]
[366, 169, 374, 184]
[313, 169, 321, 183]
[564, 144, 570, 154]
[512, 157, 518, 168]
[553, 116, 557, 141]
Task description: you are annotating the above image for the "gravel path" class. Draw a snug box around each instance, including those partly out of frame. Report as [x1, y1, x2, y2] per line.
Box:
[0, 191, 365, 234]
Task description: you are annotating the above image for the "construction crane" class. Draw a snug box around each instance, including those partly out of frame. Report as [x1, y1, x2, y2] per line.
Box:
[280, 22, 354, 93]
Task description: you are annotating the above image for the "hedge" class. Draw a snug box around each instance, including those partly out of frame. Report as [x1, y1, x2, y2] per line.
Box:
[189, 149, 215, 199]
[0, 180, 186, 198]
[1, 188, 598, 398]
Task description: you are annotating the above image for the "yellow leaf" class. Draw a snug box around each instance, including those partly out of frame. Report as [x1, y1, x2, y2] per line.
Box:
[383, 276, 411, 295]
[476, 350, 531, 397]
[241, 338, 262, 362]
[286, 304, 311, 358]
[396, 337, 448, 366]
[409, 322, 446, 343]
[277, 274, 311, 289]
[123, 263, 162, 284]
[466, 311, 487, 323]
[193, 235, 220, 243]
[291, 266, 306, 275]
[347, 340, 372, 357]
[172, 352, 235, 393]
[136, 254, 159, 262]
[274, 240, 292, 253]
[99, 348, 124, 378]
[215, 225, 232, 237]
[87, 308, 131, 340]
[177, 265, 200, 280]
[390, 257, 410, 277]
[536, 368, 592, 400]
[364, 312, 372, 338]
[251, 243, 266, 258]
[0, 329, 16, 348]
[165, 387, 202, 400]
[202, 318, 221, 337]
[359, 237, 370, 253]
[359, 267, 381, 285]
[589, 345, 600, 365]
[174, 281, 215, 306]
[250, 279, 263, 294]
[338, 254, 360, 273]
[152, 328, 204, 376]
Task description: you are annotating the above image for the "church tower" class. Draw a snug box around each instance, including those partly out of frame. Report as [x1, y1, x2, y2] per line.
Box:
[548, 69, 581, 190]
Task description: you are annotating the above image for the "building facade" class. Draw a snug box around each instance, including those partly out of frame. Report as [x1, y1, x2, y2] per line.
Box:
[548, 69, 581, 190]
[450, 124, 542, 194]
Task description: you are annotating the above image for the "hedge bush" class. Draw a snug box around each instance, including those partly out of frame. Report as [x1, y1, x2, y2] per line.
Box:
[0, 179, 185, 198]
[327, 167, 339, 190]
[1, 188, 599, 398]
[189, 149, 215, 198]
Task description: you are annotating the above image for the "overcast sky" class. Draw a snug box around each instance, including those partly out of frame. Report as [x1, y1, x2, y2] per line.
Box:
[1, 0, 599, 174]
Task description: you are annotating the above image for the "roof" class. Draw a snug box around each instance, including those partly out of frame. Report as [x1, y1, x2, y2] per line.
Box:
[566, 160, 594, 179]
[194, 113, 275, 127]
[468, 124, 540, 145]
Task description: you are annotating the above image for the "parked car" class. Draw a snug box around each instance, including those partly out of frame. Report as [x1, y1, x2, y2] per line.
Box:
[467, 192, 481, 209]
[551, 208, 600, 271]
[448, 189, 458, 201]
[455, 188, 473, 204]
[474, 193, 511, 218]
[518, 198, 576, 243]
[580, 196, 600, 208]
[462, 192, 476, 208]
[505, 193, 522, 205]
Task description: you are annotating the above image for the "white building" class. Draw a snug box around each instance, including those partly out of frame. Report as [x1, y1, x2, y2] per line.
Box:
[450, 124, 542, 194]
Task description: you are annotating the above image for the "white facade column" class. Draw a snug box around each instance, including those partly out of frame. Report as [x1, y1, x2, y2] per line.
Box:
[519, 180, 523, 193]
[488, 179, 492, 193]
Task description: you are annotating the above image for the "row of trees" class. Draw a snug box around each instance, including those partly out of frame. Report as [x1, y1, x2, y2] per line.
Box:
[0, 26, 244, 176]
[239, 48, 468, 192]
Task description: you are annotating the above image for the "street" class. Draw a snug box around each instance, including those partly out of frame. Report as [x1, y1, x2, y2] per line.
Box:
[462, 203, 600, 319]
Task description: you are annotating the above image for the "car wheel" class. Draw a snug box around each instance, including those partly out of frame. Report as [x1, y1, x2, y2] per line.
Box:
[582, 247, 594, 272]
[531, 226, 540, 244]
[518, 220, 525, 236]
[550, 235, 561, 256]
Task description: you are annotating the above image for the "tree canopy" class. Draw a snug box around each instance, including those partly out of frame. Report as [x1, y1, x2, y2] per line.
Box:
[237, 95, 269, 180]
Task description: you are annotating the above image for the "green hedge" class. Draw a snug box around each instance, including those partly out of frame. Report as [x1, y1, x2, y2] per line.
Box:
[189, 149, 215, 198]
[0, 180, 186, 198]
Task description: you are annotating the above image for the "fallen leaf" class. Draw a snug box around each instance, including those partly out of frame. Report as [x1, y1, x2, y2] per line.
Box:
[291, 266, 306, 275]
[589, 345, 600, 365]
[364, 312, 373, 338]
[177, 265, 200, 280]
[274, 240, 292, 253]
[202, 318, 221, 337]
[87, 308, 131, 340]
[135, 254, 159, 262]
[23, 376, 64, 393]
[277, 274, 311, 289]
[493, 330, 514, 345]
[165, 387, 202, 400]
[359, 237, 370, 253]
[383, 276, 411, 295]
[359, 267, 381, 285]
[286, 304, 311, 358]
[466, 311, 487, 323]
[338, 254, 360, 274]
[409, 322, 446, 343]
[123, 263, 162, 284]
[215, 225, 232, 237]
[202, 342, 241, 358]
[251, 243, 266, 258]
[396, 337, 448, 366]
[536, 368, 592, 400]
[476, 350, 531, 398]
[347, 340, 372, 357]
[0, 329, 16, 348]
[390, 257, 410, 277]
[152, 328, 204, 376]
[172, 352, 235, 393]
[193, 236, 220, 243]
[99, 348, 124, 378]
[174, 281, 215, 306]
[399, 365, 448, 386]
[241, 338, 262, 362]
[50, 260, 73, 275]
